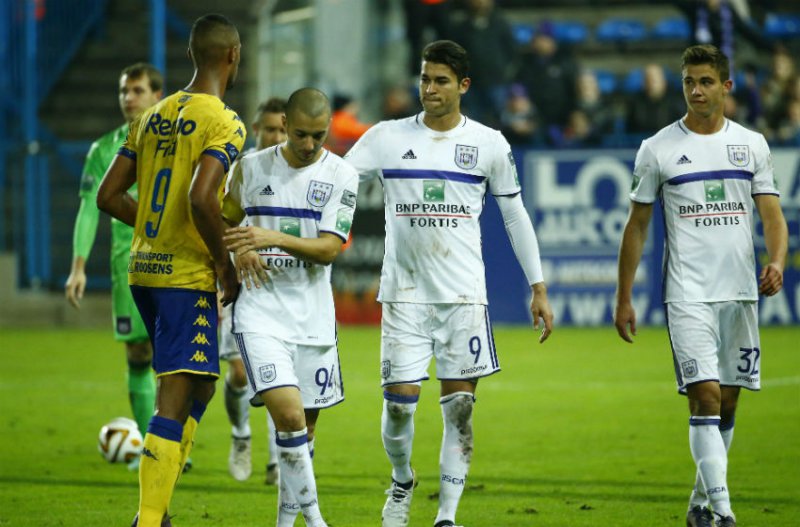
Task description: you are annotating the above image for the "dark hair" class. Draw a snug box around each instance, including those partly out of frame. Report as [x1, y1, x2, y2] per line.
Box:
[120, 62, 164, 93]
[681, 44, 730, 82]
[422, 40, 470, 81]
[254, 97, 287, 122]
[286, 87, 330, 119]
[189, 14, 239, 66]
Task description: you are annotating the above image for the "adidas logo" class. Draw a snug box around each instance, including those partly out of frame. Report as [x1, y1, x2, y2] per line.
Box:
[259, 185, 275, 196]
[402, 149, 417, 160]
[677, 155, 692, 165]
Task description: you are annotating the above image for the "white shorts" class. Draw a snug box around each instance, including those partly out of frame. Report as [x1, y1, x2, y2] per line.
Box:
[380, 302, 500, 386]
[666, 301, 761, 394]
[219, 303, 240, 361]
[234, 332, 344, 409]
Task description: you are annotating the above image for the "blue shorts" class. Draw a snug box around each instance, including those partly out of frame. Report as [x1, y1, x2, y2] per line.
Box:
[131, 285, 220, 378]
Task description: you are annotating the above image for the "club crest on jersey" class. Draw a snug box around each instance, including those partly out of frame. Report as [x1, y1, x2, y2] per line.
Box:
[307, 180, 333, 207]
[681, 359, 698, 378]
[259, 364, 277, 383]
[727, 145, 750, 168]
[381, 360, 391, 379]
[454, 144, 478, 170]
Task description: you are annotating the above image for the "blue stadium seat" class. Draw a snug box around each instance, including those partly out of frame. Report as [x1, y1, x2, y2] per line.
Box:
[593, 69, 618, 94]
[551, 21, 589, 44]
[651, 16, 690, 40]
[512, 23, 535, 45]
[595, 18, 647, 43]
[764, 13, 800, 39]
[622, 68, 645, 93]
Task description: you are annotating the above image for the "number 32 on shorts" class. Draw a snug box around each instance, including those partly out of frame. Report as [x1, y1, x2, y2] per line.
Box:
[737, 347, 760, 375]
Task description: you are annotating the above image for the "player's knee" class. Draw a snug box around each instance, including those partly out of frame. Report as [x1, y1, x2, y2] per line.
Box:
[441, 392, 474, 429]
[194, 379, 216, 405]
[386, 400, 416, 422]
[720, 399, 738, 423]
[126, 340, 152, 363]
[226, 367, 247, 389]
[272, 407, 306, 432]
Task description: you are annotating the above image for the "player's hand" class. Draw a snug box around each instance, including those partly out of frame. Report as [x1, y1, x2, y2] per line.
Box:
[530, 282, 554, 343]
[758, 262, 784, 297]
[64, 269, 87, 310]
[224, 226, 278, 253]
[234, 248, 270, 290]
[614, 301, 636, 343]
[216, 260, 240, 307]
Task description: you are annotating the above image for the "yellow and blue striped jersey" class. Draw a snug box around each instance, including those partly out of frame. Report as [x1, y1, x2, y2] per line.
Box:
[119, 90, 246, 292]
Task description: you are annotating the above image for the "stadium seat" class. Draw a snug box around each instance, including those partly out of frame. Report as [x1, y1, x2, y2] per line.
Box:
[764, 13, 800, 39]
[551, 20, 589, 44]
[651, 16, 690, 40]
[595, 18, 647, 43]
[622, 68, 645, 93]
[593, 69, 618, 94]
[512, 23, 535, 45]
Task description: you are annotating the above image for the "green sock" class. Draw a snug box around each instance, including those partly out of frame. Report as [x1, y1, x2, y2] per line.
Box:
[128, 362, 156, 435]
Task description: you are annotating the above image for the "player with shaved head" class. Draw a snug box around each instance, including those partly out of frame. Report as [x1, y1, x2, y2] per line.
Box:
[97, 13, 245, 526]
[221, 86, 358, 527]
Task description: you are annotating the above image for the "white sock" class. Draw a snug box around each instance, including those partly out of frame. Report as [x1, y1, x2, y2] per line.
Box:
[689, 418, 735, 508]
[224, 378, 251, 439]
[276, 429, 326, 527]
[381, 391, 418, 484]
[277, 437, 316, 526]
[435, 392, 474, 526]
[689, 416, 733, 518]
[267, 413, 278, 466]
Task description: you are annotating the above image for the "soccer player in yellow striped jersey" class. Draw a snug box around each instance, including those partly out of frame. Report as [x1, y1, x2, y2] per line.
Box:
[97, 14, 245, 527]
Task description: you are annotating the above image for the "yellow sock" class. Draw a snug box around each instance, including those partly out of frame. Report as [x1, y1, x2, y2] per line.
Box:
[177, 415, 198, 475]
[138, 417, 183, 526]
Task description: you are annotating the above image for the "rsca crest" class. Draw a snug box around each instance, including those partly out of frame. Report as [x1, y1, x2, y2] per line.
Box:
[259, 364, 276, 383]
[454, 144, 478, 170]
[681, 359, 698, 378]
[307, 180, 333, 207]
[727, 145, 750, 168]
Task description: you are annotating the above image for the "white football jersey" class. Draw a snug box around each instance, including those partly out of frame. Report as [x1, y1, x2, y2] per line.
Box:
[346, 114, 521, 304]
[229, 145, 358, 345]
[631, 118, 779, 303]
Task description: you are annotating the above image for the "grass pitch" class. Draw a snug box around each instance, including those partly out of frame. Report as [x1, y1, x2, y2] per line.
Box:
[0, 325, 798, 526]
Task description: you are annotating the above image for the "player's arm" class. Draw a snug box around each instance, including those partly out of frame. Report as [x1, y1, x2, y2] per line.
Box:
[225, 228, 344, 266]
[190, 154, 240, 306]
[754, 194, 788, 296]
[614, 201, 653, 343]
[221, 159, 246, 227]
[496, 193, 553, 343]
[96, 154, 138, 226]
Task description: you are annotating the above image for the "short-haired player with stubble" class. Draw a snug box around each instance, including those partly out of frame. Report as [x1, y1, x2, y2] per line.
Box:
[344, 40, 554, 527]
[221, 87, 358, 527]
[220, 96, 287, 484]
[615, 45, 788, 527]
[97, 13, 245, 526]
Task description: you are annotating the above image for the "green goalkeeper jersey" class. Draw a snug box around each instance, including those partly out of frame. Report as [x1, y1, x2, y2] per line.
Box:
[74, 123, 138, 262]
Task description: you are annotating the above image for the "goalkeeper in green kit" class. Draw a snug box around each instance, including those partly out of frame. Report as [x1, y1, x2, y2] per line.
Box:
[65, 63, 163, 467]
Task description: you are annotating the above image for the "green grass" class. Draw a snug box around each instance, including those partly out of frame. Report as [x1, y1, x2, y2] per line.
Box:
[0, 326, 798, 526]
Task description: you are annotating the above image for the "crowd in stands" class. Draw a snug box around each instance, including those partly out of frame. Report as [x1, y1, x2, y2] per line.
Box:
[351, 0, 800, 150]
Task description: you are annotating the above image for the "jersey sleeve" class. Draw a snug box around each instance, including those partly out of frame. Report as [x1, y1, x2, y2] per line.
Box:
[487, 131, 522, 196]
[629, 140, 660, 203]
[203, 108, 247, 173]
[118, 115, 142, 160]
[343, 121, 384, 182]
[319, 162, 359, 242]
[751, 134, 779, 197]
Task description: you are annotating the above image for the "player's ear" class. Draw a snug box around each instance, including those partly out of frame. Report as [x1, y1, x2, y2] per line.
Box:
[459, 76, 471, 95]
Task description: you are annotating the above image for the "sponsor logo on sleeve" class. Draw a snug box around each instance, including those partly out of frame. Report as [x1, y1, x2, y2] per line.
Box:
[340, 189, 357, 208]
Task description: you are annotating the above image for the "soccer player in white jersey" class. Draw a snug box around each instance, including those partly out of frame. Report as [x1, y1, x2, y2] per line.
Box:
[221, 97, 287, 483]
[615, 45, 788, 527]
[222, 87, 358, 527]
[345, 40, 554, 527]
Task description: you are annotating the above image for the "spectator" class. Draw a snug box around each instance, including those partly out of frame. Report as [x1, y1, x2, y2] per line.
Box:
[402, 0, 452, 75]
[762, 49, 797, 132]
[449, 0, 518, 126]
[515, 21, 578, 138]
[326, 94, 372, 156]
[774, 96, 800, 144]
[500, 83, 539, 145]
[625, 64, 685, 134]
[574, 70, 616, 142]
[382, 85, 415, 120]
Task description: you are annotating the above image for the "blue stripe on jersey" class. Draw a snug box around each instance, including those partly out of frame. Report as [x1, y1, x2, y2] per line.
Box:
[383, 169, 485, 185]
[204, 149, 230, 172]
[668, 169, 752, 185]
[118, 146, 136, 160]
[245, 206, 322, 221]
